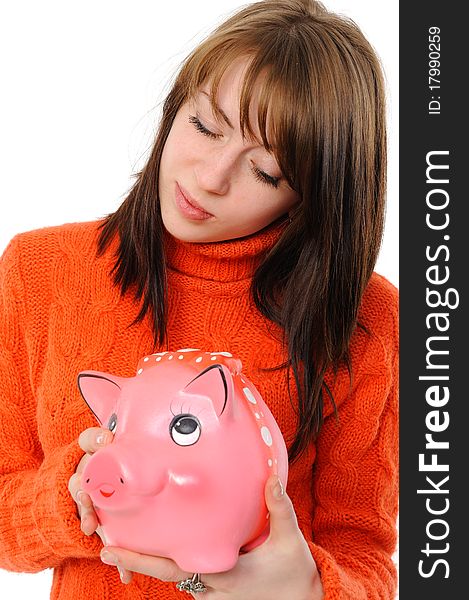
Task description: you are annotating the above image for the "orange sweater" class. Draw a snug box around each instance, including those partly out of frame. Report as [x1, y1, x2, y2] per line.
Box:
[0, 220, 398, 599]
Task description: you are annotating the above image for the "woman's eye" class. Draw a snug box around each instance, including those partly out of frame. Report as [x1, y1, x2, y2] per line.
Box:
[107, 413, 117, 434]
[189, 115, 219, 139]
[170, 414, 201, 446]
[252, 166, 281, 189]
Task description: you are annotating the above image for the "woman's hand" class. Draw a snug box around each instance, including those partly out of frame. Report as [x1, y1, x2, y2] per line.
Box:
[68, 426, 134, 583]
[98, 475, 324, 598]
[68, 427, 113, 537]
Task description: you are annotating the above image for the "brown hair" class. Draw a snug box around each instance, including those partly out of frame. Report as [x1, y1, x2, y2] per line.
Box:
[98, 0, 387, 463]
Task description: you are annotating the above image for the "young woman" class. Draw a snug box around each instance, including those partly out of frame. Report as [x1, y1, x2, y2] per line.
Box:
[0, 1, 398, 598]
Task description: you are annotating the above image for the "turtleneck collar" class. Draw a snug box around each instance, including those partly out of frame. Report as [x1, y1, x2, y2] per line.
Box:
[164, 217, 288, 285]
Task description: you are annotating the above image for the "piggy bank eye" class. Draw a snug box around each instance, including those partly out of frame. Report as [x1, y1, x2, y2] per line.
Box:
[170, 414, 201, 446]
[107, 413, 118, 434]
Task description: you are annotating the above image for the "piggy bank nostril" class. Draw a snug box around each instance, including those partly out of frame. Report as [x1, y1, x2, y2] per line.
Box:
[120, 478, 124, 484]
[86, 478, 90, 483]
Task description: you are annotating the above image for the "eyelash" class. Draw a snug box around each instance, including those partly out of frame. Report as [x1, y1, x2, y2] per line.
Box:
[188, 114, 280, 189]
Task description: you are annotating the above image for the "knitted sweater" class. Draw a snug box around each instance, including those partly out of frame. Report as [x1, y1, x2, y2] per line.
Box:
[0, 220, 398, 599]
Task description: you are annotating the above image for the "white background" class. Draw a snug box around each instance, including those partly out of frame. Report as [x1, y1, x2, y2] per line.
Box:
[0, 1, 398, 597]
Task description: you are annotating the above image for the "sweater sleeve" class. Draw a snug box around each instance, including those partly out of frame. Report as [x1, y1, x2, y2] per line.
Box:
[308, 287, 399, 599]
[0, 236, 102, 573]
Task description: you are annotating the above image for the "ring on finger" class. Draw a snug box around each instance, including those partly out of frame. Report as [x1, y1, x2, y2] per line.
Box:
[176, 573, 207, 594]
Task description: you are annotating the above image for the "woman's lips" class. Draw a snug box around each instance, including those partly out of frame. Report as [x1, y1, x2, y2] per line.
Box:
[175, 184, 214, 220]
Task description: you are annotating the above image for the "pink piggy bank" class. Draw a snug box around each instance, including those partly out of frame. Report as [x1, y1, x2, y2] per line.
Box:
[78, 349, 288, 573]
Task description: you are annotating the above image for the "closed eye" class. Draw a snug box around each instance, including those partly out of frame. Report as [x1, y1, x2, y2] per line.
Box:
[189, 114, 219, 140]
[188, 114, 281, 189]
[251, 164, 281, 189]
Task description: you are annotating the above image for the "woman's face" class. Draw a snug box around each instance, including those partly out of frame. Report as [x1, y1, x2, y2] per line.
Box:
[158, 58, 300, 243]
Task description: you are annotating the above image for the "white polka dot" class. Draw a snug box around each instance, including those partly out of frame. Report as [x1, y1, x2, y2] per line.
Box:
[243, 387, 257, 404]
[255, 412, 261, 419]
[137, 368, 143, 375]
[168, 355, 173, 360]
[195, 357, 203, 363]
[178, 355, 184, 360]
[211, 356, 217, 361]
[260, 426, 273, 446]
[268, 459, 273, 467]
[156, 357, 162, 362]
[143, 357, 149, 362]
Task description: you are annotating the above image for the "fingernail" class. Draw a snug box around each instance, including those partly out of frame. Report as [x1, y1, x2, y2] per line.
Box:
[101, 549, 118, 565]
[96, 432, 109, 445]
[76, 490, 85, 505]
[273, 477, 285, 499]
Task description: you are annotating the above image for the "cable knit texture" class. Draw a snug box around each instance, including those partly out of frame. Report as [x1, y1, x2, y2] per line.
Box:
[0, 220, 398, 599]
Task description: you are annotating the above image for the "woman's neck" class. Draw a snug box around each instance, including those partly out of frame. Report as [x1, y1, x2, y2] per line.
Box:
[163, 217, 288, 283]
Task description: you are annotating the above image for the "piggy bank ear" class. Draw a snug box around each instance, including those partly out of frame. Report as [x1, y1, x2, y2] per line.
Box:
[77, 371, 124, 426]
[183, 364, 235, 418]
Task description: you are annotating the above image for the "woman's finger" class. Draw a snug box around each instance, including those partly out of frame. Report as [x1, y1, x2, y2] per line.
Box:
[77, 426, 113, 454]
[77, 490, 100, 535]
[68, 472, 82, 510]
[100, 546, 194, 584]
[68, 472, 99, 535]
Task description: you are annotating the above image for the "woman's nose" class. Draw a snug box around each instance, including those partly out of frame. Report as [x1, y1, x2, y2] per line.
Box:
[194, 147, 240, 196]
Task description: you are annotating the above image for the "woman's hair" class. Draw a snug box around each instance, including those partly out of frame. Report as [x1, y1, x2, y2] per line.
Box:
[98, 0, 387, 463]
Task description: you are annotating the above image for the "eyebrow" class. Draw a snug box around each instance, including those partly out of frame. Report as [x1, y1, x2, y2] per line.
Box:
[200, 90, 234, 129]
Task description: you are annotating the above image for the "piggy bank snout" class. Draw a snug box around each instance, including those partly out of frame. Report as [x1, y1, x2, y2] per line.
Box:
[82, 450, 123, 488]
[81, 445, 165, 501]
